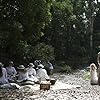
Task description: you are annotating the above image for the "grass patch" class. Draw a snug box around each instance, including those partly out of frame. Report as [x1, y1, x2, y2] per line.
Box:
[83, 71, 90, 80]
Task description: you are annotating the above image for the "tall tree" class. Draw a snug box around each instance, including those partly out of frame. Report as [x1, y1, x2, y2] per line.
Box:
[0, 0, 52, 62]
[43, 0, 74, 61]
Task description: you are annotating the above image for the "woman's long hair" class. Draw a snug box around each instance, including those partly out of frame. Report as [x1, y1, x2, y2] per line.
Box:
[0, 63, 3, 77]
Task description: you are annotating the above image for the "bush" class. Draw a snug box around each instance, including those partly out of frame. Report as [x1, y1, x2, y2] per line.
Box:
[33, 43, 55, 61]
[83, 71, 90, 80]
[8, 42, 55, 64]
[15, 41, 32, 63]
[56, 61, 72, 73]
[59, 64, 72, 73]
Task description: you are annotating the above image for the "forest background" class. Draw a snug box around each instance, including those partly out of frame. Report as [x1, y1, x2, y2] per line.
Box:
[0, 0, 100, 72]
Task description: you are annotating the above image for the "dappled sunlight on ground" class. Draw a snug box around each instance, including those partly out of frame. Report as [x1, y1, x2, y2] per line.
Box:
[1, 70, 100, 100]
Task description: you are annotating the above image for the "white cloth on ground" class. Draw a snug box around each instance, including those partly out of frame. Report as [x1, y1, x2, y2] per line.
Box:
[0, 83, 20, 89]
[28, 75, 39, 82]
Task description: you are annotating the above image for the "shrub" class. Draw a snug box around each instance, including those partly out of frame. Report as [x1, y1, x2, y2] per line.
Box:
[83, 71, 90, 80]
[33, 43, 55, 61]
[59, 64, 72, 73]
[15, 41, 32, 63]
[56, 61, 72, 73]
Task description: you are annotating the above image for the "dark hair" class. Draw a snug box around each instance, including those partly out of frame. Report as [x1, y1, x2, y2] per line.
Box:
[9, 61, 14, 66]
[0, 63, 3, 77]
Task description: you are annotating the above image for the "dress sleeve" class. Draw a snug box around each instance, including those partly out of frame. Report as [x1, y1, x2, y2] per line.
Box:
[13, 67, 17, 75]
[4, 68, 8, 79]
[44, 69, 50, 79]
[33, 69, 36, 76]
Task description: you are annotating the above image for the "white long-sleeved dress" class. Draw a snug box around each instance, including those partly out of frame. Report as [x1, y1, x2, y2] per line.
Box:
[28, 67, 36, 76]
[6, 66, 17, 80]
[36, 68, 50, 81]
[27, 67, 38, 82]
[90, 70, 98, 85]
[0, 68, 9, 84]
[18, 71, 29, 81]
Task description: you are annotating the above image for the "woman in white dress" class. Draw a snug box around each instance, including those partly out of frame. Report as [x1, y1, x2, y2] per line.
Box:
[6, 61, 17, 81]
[90, 63, 98, 85]
[0, 62, 9, 85]
[28, 63, 36, 76]
[27, 63, 39, 83]
[36, 64, 50, 82]
[17, 65, 29, 82]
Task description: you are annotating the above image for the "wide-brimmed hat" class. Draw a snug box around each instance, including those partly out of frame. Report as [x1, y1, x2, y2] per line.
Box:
[38, 64, 44, 68]
[98, 52, 100, 55]
[0, 62, 3, 67]
[28, 63, 35, 67]
[9, 61, 14, 65]
[17, 65, 25, 70]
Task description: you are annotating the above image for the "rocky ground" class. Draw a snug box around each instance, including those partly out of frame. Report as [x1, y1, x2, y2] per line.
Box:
[0, 70, 100, 100]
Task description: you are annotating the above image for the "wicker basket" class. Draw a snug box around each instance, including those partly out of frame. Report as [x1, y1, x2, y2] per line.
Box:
[40, 81, 51, 90]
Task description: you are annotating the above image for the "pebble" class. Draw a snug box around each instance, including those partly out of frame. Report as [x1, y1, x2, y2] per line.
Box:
[1, 70, 100, 100]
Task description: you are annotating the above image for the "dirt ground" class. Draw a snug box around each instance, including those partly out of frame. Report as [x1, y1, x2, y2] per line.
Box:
[0, 70, 100, 100]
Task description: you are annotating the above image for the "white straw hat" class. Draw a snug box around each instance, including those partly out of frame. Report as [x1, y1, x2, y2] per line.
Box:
[38, 64, 44, 68]
[28, 63, 35, 67]
[17, 65, 25, 69]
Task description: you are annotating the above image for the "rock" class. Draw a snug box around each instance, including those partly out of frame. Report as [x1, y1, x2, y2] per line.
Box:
[0, 70, 100, 100]
[51, 80, 81, 90]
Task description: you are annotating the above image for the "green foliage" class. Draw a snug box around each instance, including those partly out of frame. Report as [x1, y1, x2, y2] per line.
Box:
[57, 61, 72, 73]
[33, 43, 55, 61]
[15, 41, 31, 62]
[17, 0, 52, 42]
[0, 0, 100, 68]
[44, 0, 88, 64]
[0, 0, 52, 43]
[0, 0, 53, 63]
[9, 41, 55, 63]
[60, 65, 72, 73]
[83, 71, 90, 80]
[44, 0, 74, 60]
[53, 0, 73, 14]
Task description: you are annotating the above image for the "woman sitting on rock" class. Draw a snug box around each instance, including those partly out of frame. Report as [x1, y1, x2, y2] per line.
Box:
[17, 65, 29, 82]
[6, 61, 17, 82]
[0, 62, 9, 85]
[17, 65, 36, 85]
[36, 64, 50, 82]
[27, 63, 36, 76]
[27, 63, 39, 83]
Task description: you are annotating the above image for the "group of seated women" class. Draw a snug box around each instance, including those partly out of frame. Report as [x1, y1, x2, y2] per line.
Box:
[0, 61, 50, 86]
